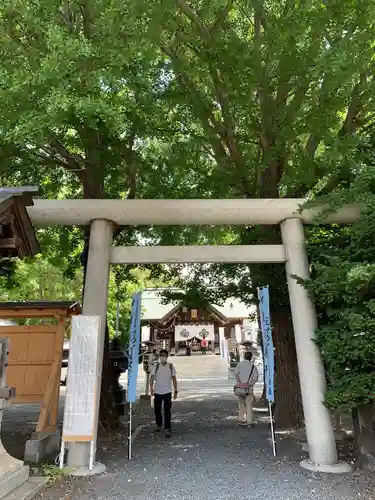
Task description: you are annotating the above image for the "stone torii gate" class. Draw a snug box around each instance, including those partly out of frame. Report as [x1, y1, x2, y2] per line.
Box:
[28, 198, 359, 475]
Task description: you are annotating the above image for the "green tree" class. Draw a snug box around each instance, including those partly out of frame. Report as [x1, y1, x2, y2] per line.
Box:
[135, 0, 375, 427]
[0, 256, 82, 303]
[0, 254, 173, 338]
[0, 0, 178, 427]
[3, 0, 375, 432]
[299, 125, 375, 466]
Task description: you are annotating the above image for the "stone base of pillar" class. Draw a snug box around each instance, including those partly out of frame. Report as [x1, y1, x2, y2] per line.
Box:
[301, 442, 309, 452]
[301, 428, 349, 452]
[70, 462, 106, 477]
[25, 430, 61, 464]
[300, 459, 352, 474]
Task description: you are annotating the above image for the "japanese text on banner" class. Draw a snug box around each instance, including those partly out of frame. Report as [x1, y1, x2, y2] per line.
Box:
[127, 292, 142, 403]
[258, 286, 275, 403]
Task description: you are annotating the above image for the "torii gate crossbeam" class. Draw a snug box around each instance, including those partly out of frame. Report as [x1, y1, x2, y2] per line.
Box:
[27, 198, 359, 226]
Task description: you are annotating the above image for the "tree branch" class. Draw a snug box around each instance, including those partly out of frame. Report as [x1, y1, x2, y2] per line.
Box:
[307, 74, 367, 161]
[80, 0, 93, 39]
[209, 0, 234, 32]
[31, 149, 77, 170]
[176, 0, 210, 40]
[292, 75, 369, 197]
[163, 40, 226, 139]
[49, 137, 86, 174]
[123, 126, 137, 200]
[338, 73, 367, 137]
[163, 8, 253, 196]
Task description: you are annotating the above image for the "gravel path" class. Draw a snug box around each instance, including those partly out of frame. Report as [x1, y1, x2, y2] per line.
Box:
[2, 355, 374, 499]
[35, 395, 374, 500]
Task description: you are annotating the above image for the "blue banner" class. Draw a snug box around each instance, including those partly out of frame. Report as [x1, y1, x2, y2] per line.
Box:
[127, 292, 142, 403]
[258, 286, 275, 403]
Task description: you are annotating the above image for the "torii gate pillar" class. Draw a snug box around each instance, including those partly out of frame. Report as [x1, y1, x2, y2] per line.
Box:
[281, 218, 351, 473]
[67, 219, 114, 474]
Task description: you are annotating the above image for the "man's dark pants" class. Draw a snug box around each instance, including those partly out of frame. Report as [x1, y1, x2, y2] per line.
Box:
[154, 392, 172, 431]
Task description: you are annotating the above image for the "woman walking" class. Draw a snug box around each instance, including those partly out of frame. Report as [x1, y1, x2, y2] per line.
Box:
[234, 351, 259, 426]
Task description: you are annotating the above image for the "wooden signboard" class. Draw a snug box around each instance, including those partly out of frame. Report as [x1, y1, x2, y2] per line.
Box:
[62, 315, 101, 443]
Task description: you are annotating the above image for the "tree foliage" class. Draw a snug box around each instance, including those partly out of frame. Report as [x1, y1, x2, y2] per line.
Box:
[138, 0, 375, 427]
[138, 0, 375, 309]
[1, 0, 375, 430]
[303, 132, 375, 411]
[0, 253, 173, 340]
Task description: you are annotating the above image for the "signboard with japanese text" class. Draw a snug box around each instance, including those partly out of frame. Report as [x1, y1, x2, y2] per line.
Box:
[127, 292, 142, 403]
[63, 315, 101, 442]
[258, 286, 275, 403]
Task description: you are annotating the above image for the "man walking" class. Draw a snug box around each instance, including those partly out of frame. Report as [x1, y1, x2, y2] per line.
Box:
[150, 349, 178, 438]
[234, 350, 259, 426]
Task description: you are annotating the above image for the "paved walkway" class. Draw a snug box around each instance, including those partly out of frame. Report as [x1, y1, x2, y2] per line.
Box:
[33, 355, 374, 500]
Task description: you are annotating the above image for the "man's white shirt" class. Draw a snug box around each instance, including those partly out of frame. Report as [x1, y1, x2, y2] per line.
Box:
[151, 363, 177, 395]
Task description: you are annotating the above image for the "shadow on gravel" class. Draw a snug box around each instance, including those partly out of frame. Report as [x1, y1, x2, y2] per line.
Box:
[6, 395, 375, 500]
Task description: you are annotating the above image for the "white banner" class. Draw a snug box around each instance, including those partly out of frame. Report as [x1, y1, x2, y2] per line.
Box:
[175, 324, 215, 341]
[63, 316, 101, 443]
[224, 338, 229, 363]
[141, 325, 150, 342]
[235, 324, 242, 343]
[219, 326, 226, 360]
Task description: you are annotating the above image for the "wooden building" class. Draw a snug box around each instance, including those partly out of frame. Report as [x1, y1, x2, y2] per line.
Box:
[0, 301, 81, 432]
[141, 289, 255, 353]
[0, 186, 40, 258]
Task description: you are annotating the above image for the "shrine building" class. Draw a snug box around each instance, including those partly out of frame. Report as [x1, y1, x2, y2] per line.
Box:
[140, 288, 258, 354]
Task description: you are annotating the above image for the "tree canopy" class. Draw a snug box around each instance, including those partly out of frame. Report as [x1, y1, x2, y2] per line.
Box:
[1, 0, 375, 430]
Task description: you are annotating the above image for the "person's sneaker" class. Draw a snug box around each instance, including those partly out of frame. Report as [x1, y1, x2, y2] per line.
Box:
[154, 426, 162, 433]
[165, 430, 171, 438]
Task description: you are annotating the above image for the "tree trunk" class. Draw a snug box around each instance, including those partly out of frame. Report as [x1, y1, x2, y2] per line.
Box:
[254, 317, 267, 407]
[248, 226, 304, 428]
[99, 322, 120, 428]
[272, 306, 304, 429]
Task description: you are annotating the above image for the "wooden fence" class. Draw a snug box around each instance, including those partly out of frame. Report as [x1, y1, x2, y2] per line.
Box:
[0, 301, 81, 433]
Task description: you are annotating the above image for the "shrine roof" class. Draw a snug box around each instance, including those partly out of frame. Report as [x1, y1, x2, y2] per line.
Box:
[0, 186, 40, 258]
[0, 301, 82, 318]
[141, 288, 253, 321]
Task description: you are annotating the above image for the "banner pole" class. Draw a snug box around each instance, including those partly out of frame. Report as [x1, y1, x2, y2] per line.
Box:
[268, 401, 277, 457]
[59, 439, 65, 469]
[89, 440, 95, 471]
[127, 292, 141, 460]
[128, 402, 132, 460]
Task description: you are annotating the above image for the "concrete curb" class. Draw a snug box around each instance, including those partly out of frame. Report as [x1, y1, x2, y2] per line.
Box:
[300, 459, 353, 474]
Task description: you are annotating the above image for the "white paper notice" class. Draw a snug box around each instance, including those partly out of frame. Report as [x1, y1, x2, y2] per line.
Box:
[62, 315, 101, 441]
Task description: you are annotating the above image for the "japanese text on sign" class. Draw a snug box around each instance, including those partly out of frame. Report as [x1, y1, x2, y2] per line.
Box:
[127, 292, 142, 403]
[258, 286, 275, 403]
